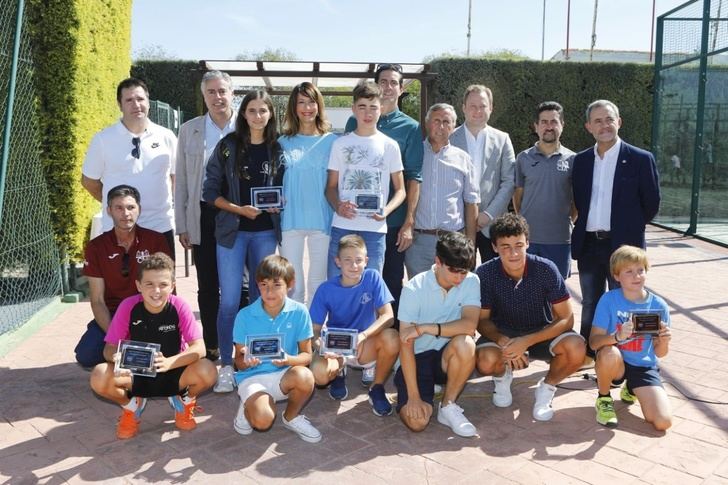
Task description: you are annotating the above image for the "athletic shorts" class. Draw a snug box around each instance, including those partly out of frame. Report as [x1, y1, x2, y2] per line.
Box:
[131, 366, 186, 398]
[237, 368, 288, 404]
[476, 330, 584, 360]
[612, 361, 663, 391]
[394, 347, 447, 413]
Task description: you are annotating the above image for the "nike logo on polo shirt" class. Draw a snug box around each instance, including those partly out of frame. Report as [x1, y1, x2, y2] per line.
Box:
[151, 142, 160, 148]
[108, 253, 120, 259]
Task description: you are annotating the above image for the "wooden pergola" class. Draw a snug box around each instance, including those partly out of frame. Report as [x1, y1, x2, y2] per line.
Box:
[198, 60, 438, 123]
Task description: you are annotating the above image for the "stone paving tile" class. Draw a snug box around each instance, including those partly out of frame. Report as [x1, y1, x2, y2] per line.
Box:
[1, 227, 727, 484]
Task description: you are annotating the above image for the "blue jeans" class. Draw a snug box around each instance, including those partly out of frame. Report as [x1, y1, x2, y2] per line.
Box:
[216, 230, 277, 365]
[527, 243, 572, 279]
[74, 320, 106, 368]
[327, 226, 386, 280]
[576, 236, 618, 355]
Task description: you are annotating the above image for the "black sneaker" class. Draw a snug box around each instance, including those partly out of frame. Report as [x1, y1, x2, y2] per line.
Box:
[329, 368, 348, 400]
[368, 384, 392, 416]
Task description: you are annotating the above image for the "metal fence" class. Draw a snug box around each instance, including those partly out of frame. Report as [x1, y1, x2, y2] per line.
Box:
[148, 100, 185, 135]
[652, 0, 728, 245]
[0, 0, 63, 335]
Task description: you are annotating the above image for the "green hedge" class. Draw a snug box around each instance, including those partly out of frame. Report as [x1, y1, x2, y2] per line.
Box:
[131, 60, 200, 117]
[429, 58, 654, 154]
[27, 0, 132, 260]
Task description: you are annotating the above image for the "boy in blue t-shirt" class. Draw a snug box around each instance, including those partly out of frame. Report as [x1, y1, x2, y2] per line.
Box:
[232, 255, 321, 443]
[310, 234, 400, 416]
[590, 245, 672, 431]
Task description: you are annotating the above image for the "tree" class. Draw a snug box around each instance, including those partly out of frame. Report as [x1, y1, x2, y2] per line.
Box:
[133, 44, 179, 61]
[235, 47, 298, 61]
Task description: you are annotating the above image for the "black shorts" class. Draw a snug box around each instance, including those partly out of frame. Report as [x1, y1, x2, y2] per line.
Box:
[612, 362, 662, 392]
[394, 347, 448, 413]
[476, 331, 583, 361]
[131, 366, 186, 398]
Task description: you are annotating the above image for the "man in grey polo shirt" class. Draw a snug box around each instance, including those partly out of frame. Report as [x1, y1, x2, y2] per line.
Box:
[513, 101, 575, 279]
[405, 104, 479, 277]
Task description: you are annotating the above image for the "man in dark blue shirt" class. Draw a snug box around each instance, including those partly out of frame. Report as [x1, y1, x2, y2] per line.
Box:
[475, 214, 585, 421]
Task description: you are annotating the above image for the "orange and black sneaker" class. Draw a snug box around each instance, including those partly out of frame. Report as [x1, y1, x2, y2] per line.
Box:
[116, 397, 147, 439]
[169, 395, 198, 431]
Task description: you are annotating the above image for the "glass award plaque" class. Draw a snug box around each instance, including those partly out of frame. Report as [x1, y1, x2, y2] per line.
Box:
[630, 311, 661, 335]
[251, 186, 283, 209]
[246, 334, 285, 361]
[355, 193, 381, 214]
[116, 340, 160, 377]
[321, 327, 358, 356]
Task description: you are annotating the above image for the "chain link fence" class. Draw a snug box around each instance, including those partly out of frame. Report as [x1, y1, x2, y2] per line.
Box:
[653, 0, 728, 246]
[0, 0, 63, 334]
[148, 100, 185, 135]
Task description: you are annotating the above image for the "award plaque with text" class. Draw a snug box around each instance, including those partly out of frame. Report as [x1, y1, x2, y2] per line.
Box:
[355, 193, 381, 214]
[321, 327, 358, 357]
[631, 311, 661, 335]
[116, 340, 160, 377]
[246, 334, 285, 361]
[251, 186, 283, 209]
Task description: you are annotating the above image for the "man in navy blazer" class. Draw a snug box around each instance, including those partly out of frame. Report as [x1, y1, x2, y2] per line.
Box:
[572, 100, 660, 358]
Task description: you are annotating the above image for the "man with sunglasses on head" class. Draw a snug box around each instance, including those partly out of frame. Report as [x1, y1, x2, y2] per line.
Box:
[81, 77, 177, 257]
[405, 103, 479, 278]
[345, 63, 424, 331]
[395, 231, 480, 437]
[75, 185, 171, 368]
[474, 213, 585, 422]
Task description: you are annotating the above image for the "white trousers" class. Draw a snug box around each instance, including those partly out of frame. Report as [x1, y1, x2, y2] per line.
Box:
[280, 229, 330, 305]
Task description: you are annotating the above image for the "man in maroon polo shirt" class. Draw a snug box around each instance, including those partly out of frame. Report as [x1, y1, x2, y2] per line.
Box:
[74, 184, 171, 367]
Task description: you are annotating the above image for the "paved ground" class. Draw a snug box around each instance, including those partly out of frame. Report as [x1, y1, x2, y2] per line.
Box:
[1, 225, 727, 484]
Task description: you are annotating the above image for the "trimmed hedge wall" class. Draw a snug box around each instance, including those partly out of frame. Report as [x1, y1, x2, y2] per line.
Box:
[131, 60, 200, 117]
[27, 0, 132, 260]
[429, 58, 654, 154]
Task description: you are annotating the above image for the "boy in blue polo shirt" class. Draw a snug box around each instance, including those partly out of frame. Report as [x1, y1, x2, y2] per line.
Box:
[310, 234, 399, 416]
[232, 255, 321, 443]
[589, 245, 672, 431]
[475, 213, 585, 422]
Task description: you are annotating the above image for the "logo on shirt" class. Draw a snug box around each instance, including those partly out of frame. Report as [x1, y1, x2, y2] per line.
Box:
[108, 253, 120, 260]
[556, 159, 570, 172]
[136, 249, 150, 263]
[158, 324, 176, 333]
[360, 293, 372, 305]
[132, 319, 143, 326]
[151, 142, 160, 149]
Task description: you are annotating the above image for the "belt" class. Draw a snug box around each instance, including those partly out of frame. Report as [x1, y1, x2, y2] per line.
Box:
[587, 230, 611, 240]
[414, 228, 464, 236]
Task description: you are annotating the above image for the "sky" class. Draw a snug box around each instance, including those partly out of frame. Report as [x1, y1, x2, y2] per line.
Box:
[131, 0, 689, 62]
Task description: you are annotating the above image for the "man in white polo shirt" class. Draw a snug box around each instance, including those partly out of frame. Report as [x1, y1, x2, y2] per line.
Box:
[82, 77, 177, 257]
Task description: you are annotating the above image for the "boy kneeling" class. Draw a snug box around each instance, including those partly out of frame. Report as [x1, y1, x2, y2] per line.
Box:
[232, 255, 321, 443]
[590, 245, 672, 431]
[90, 253, 217, 439]
[310, 234, 400, 416]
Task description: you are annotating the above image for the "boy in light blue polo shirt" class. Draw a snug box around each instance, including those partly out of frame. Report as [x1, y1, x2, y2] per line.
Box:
[395, 232, 481, 438]
[232, 255, 321, 443]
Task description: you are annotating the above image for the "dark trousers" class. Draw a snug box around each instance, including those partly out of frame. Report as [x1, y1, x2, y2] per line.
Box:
[162, 229, 176, 261]
[193, 202, 220, 351]
[476, 231, 497, 265]
[383, 225, 406, 330]
[576, 234, 619, 356]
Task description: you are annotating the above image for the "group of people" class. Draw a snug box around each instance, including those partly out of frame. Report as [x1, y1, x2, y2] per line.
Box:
[76, 63, 672, 444]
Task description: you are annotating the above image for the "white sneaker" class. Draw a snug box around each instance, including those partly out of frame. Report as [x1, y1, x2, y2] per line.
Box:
[282, 414, 322, 443]
[533, 377, 557, 421]
[437, 401, 477, 437]
[233, 401, 252, 435]
[492, 366, 513, 408]
[361, 366, 375, 387]
[214, 365, 235, 393]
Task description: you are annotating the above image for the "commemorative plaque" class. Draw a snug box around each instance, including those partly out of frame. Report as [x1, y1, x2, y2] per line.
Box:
[116, 340, 160, 377]
[251, 186, 284, 209]
[321, 327, 358, 357]
[246, 334, 285, 361]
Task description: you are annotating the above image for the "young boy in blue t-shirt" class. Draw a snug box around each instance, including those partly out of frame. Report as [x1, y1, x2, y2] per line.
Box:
[589, 245, 672, 431]
[310, 234, 400, 416]
[232, 255, 321, 443]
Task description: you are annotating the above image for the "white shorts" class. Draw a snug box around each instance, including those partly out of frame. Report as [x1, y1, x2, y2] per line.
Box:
[237, 368, 288, 404]
[344, 355, 376, 369]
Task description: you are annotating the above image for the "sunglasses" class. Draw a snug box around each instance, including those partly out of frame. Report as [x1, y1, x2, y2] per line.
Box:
[445, 265, 469, 275]
[376, 63, 402, 74]
[121, 252, 130, 277]
[131, 137, 140, 159]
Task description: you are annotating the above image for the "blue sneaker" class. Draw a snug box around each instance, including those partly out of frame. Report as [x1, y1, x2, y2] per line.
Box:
[329, 367, 348, 400]
[368, 384, 392, 416]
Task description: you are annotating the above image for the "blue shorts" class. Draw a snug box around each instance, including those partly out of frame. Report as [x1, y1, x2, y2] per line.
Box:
[612, 362, 662, 392]
[394, 347, 447, 413]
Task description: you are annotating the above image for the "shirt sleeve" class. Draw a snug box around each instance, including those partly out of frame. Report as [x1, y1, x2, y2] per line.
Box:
[104, 296, 136, 345]
[592, 292, 616, 333]
[514, 152, 526, 188]
[476, 266, 493, 309]
[327, 138, 343, 171]
[397, 283, 420, 323]
[371, 271, 394, 307]
[167, 131, 178, 176]
[81, 132, 105, 179]
[386, 140, 404, 173]
[402, 124, 423, 183]
[544, 261, 570, 303]
[463, 154, 481, 204]
[296, 308, 314, 342]
[308, 283, 329, 325]
[173, 296, 203, 346]
[461, 274, 482, 308]
[82, 239, 103, 278]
